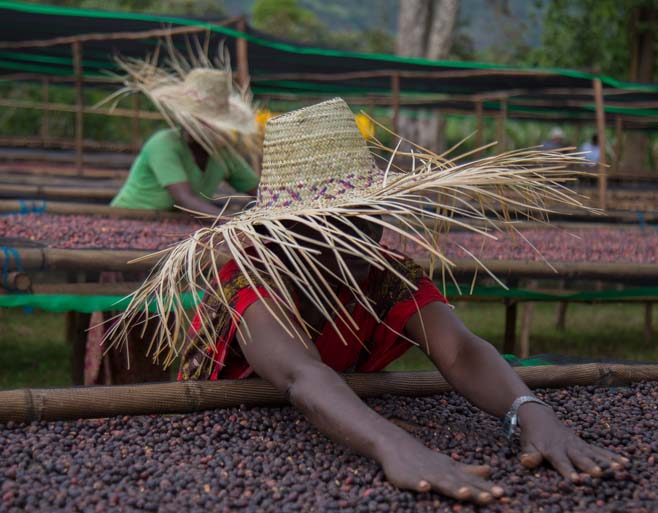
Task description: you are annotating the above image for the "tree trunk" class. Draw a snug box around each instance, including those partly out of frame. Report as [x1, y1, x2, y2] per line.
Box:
[396, 0, 459, 153]
[619, 6, 657, 174]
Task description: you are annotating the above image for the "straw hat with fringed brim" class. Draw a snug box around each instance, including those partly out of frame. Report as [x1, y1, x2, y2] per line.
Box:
[107, 97, 595, 368]
[115, 53, 257, 155]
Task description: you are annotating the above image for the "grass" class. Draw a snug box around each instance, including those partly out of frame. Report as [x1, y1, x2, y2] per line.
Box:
[0, 302, 655, 389]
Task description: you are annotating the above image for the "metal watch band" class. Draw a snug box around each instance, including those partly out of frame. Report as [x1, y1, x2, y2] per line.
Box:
[503, 395, 551, 439]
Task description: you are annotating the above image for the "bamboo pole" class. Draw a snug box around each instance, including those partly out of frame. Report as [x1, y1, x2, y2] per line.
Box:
[0, 24, 210, 49]
[2, 248, 658, 279]
[0, 135, 137, 154]
[72, 41, 84, 176]
[496, 97, 508, 151]
[503, 298, 517, 354]
[0, 248, 160, 272]
[31, 281, 143, 296]
[0, 200, 190, 220]
[390, 72, 400, 134]
[0, 272, 32, 293]
[614, 116, 623, 175]
[0, 184, 117, 201]
[475, 100, 484, 151]
[0, 98, 162, 120]
[645, 303, 653, 345]
[0, 165, 128, 180]
[41, 78, 49, 143]
[131, 95, 141, 153]
[0, 173, 123, 187]
[593, 78, 608, 210]
[235, 17, 250, 89]
[416, 259, 658, 282]
[519, 302, 534, 359]
[2, 364, 658, 423]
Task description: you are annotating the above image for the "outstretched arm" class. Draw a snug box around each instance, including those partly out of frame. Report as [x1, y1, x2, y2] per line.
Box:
[406, 301, 628, 481]
[166, 182, 223, 217]
[237, 298, 503, 504]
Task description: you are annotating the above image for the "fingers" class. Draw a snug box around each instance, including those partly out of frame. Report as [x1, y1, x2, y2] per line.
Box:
[583, 444, 630, 470]
[427, 474, 496, 505]
[520, 440, 544, 469]
[462, 463, 492, 479]
[405, 463, 500, 504]
[566, 446, 602, 477]
[545, 451, 579, 482]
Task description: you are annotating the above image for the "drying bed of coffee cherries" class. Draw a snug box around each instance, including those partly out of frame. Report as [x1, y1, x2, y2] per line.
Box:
[0, 213, 199, 250]
[1, 382, 656, 513]
[381, 226, 658, 264]
[2, 213, 658, 264]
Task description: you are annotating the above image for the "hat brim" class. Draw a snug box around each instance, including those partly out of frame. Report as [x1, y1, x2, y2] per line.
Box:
[152, 86, 257, 135]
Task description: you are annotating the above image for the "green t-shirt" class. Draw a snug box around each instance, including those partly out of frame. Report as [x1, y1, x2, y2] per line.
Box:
[111, 128, 259, 210]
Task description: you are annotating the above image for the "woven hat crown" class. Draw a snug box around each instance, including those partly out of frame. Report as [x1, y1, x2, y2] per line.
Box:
[257, 98, 382, 208]
[154, 68, 230, 114]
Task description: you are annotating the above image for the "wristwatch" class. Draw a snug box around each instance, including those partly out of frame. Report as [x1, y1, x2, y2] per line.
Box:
[503, 395, 551, 439]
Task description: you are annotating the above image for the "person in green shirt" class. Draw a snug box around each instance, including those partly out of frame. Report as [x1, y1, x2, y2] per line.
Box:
[111, 127, 259, 216]
[111, 49, 260, 216]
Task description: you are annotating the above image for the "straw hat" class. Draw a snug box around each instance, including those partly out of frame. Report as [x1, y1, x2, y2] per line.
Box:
[113, 42, 256, 155]
[109, 97, 592, 365]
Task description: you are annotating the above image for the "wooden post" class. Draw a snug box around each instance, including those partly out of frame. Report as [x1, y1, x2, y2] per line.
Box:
[366, 94, 375, 116]
[72, 41, 84, 176]
[475, 100, 483, 151]
[614, 116, 623, 175]
[41, 78, 49, 143]
[390, 73, 400, 134]
[519, 302, 534, 359]
[593, 78, 607, 210]
[496, 97, 507, 151]
[503, 299, 518, 355]
[645, 303, 653, 345]
[556, 301, 568, 331]
[235, 17, 250, 89]
[131, 94, 140, 153]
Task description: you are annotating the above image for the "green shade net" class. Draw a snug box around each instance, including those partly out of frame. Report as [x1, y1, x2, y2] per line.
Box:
[2, 285, 658, 313]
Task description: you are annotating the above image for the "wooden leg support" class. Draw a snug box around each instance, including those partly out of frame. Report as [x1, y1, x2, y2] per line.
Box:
[645, 303, 653, 345]
[519, 302, 534, 359]
[503, 299, 518, 355]
[556, 301, 568, 331]
[66, 311, 90, 386]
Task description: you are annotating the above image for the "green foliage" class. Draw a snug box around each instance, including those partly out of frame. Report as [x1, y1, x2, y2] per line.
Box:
[252, 0, 325, 43]
[529, 0, 658, 80]
[251, 0, 393, 53]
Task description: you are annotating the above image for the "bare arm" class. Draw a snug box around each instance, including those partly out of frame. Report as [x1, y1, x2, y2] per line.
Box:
[166, 182, 222, 217]
[406, 301, 628, 481]
[237, 298, 501, 504]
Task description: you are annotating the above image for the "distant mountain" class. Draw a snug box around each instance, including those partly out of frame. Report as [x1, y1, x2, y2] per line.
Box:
[224, 0, 546, 54]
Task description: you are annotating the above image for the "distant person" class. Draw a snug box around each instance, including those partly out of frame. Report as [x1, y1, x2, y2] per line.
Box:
[111, 65, 259, 216]
[85, 52, 259, 385]
[578, 134, 600, 166]
[542, 127, 567, 151]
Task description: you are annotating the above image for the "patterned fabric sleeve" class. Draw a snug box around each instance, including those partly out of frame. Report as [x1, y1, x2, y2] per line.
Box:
[178, 260, 279, 381]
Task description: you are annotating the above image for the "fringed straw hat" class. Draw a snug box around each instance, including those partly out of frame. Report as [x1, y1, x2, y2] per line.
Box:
[112, 40, 257, 155]
[108, 97, 593, 366]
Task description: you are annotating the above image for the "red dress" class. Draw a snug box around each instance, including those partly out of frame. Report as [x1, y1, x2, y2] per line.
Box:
[178, 250, 447, 381]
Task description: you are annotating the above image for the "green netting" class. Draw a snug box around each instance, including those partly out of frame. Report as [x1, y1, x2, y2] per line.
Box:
[3, 0, 658, 92]
[503, 354, 551, 366]
[2, 285, 658, 313]
[0, 292, 199, 313]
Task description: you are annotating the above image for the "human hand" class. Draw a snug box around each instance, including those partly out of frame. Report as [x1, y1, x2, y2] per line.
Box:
[380, 436, 504, 504]
[517, 402, 629, 481]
